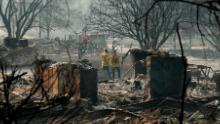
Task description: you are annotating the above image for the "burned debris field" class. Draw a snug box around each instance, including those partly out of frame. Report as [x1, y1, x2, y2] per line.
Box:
[2, 0, 220, 124]
[1, 49, 220, 124]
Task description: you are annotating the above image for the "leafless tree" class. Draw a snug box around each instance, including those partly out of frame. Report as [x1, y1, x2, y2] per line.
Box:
[38, 0, 72, 39]
[89, 0, 186, 50]
[153, 0, 220, 51]
[198, 6, 220, 51]
[0, 0, 53, 39]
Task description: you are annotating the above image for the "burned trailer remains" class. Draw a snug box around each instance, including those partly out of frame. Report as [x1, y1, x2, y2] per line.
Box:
[130, 49, 169, 78]
[130, 49, 186, 98]
[146, 56, 185, 98]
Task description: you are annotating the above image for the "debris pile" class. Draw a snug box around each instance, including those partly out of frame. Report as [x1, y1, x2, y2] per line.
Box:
[1, 49, 220, 123]
[98, 77, 145, 107]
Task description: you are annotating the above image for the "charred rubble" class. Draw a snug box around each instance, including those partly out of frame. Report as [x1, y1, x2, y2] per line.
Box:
[0, 49, 220, 124]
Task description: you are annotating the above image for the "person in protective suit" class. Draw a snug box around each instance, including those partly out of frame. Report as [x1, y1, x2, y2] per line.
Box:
[111, 50, 121, 79]
[101, 48, 111, 80]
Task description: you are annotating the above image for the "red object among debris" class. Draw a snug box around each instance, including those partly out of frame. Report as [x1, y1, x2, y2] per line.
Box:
[80, 32, 90, 43]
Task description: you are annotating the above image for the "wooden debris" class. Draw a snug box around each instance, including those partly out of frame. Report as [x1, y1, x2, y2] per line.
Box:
[35, 62, 80, 103]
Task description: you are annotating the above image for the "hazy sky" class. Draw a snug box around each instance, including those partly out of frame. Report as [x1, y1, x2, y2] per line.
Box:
[71, 0, 91, 14]
[41, 0, 92, 38]
[79, 0, 91, 14]
[49, 0, 92, 38]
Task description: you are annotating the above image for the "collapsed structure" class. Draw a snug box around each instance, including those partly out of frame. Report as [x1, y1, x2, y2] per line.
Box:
[34, 59, 98, 103]
[130, 49, 185, 98]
